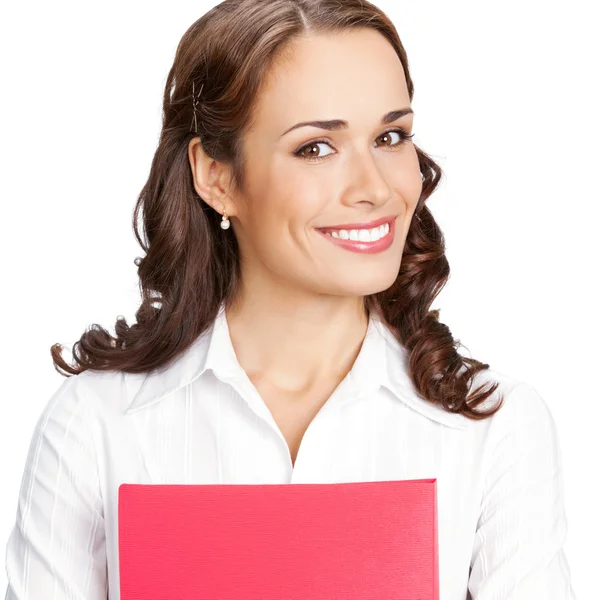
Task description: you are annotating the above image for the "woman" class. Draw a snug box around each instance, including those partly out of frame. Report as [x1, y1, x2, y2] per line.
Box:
[4, 0, 576, 598]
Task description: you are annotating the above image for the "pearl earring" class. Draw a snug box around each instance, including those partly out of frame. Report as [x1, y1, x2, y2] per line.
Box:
[220, 210, 230, 230]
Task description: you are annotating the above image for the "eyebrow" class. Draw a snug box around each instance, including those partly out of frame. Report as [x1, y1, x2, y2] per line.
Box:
[280, 108, 414, 138]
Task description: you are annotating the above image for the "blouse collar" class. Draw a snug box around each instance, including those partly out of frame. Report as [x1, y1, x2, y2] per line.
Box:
[126, 302, 470, 430]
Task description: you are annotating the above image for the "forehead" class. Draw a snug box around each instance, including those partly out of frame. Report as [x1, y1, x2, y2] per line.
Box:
[251, 29, 411, 137]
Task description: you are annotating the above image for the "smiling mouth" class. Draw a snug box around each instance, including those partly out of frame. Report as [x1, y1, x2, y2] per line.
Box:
[315, 218, 396, 254]
[322, 222, 391, 243]
[315, 214, 397, 234]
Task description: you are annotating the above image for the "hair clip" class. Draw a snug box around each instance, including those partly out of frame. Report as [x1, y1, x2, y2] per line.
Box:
[190, 80, 204, 134]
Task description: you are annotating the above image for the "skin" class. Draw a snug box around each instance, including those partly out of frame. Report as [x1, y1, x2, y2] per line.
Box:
[188, 28, 422, 401]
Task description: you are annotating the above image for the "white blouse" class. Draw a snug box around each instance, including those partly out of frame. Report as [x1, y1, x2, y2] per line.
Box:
[4, 302, 576, 599]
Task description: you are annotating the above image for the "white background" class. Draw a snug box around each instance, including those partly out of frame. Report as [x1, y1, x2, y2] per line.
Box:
[1, 0, 597, 596]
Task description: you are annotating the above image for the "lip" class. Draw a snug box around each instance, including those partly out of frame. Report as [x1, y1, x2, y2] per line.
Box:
[315, 214, 397, 233]
[315, 217, 396, 254]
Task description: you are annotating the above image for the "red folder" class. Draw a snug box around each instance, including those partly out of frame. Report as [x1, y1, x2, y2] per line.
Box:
[118, 478, 439, 600]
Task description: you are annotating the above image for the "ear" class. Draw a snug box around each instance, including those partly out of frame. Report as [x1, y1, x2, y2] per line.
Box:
[187, 137, 237, 217]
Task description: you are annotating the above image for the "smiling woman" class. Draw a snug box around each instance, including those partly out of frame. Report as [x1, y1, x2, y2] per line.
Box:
[4, 0, 576, 599]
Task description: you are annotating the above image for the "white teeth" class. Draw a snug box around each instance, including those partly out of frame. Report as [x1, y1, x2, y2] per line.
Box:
[327, 222, 390, 242]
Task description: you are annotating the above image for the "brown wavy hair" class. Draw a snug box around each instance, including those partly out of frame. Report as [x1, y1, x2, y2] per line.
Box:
[51, 0, 504, 421]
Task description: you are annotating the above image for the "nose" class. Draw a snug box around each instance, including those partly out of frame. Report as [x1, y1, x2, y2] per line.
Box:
[343, 150, 393, 207]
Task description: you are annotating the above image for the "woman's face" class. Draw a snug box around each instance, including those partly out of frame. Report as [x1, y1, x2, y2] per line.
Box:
[227, 28, 422, 300]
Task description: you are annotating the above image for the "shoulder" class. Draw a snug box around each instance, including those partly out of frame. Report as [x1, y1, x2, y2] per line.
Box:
[379, 321, 549, 431]
[467, 368, 562, 480]
[468, 366, 556, 429]
[41, 369, 147, 423]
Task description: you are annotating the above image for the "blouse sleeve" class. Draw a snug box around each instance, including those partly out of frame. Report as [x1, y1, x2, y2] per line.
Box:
[3, 375, 108, 599]
[467, 382, 577, 599]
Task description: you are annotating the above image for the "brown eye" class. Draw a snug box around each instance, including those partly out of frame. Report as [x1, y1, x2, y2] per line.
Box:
[377, 132, 394, 146]
[297, 141, 334, 160]
[375, 130, 407, 147]
[293, 128, 414, 164]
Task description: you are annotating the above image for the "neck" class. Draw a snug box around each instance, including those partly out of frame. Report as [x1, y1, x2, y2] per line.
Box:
[224, 294, 370, 394]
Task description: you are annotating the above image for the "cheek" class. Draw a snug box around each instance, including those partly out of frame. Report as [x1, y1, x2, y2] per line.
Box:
[394, 176, 422, 241]
[245, 188, 315, 253]
[400, 157, 423, 213]
[396, 173, 422, 215]
[405, 149, 424, 198]
[271, 171, 330, 226]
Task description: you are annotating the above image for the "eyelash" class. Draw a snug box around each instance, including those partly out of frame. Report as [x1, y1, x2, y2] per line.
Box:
[293, 128, 415, 163]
